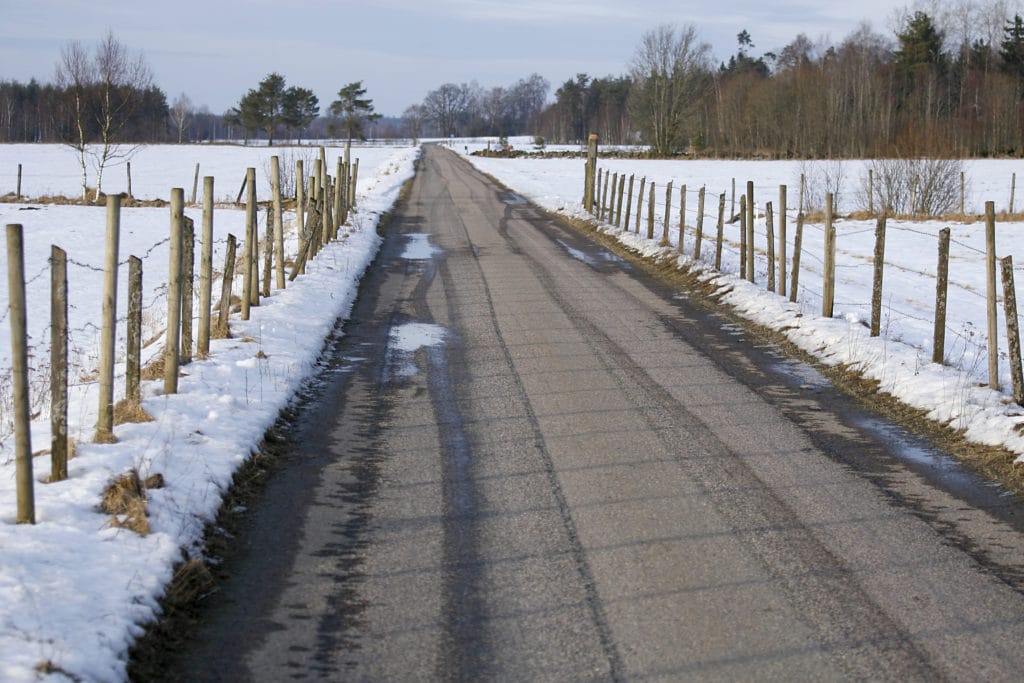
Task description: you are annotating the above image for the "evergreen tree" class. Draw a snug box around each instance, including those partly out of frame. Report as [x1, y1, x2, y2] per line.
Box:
[330, 81, 381, 143]
[1001, 15, 1024, 77]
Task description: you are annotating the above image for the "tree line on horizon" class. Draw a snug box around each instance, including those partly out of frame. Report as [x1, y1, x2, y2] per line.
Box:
[6, 3, 1024, 158]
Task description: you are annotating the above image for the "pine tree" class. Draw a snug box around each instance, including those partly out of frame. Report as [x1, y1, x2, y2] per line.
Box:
[1001, 15, 1024, 77]
[330, 82, 381, 143]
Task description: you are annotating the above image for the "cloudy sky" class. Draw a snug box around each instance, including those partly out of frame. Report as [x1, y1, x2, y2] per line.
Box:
[3, 0, 907, 116]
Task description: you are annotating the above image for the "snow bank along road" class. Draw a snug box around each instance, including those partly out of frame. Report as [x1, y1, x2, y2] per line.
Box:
[158, 145, 1024, 680]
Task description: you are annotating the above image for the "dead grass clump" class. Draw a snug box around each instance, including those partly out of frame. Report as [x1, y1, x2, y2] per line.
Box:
[140, 354, 165, 381]
[101, 469, 150, 535]
[113, 399, 154, 425]
[163, 558, 215, 609]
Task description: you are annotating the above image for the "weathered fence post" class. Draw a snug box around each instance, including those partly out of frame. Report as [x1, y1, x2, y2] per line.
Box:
[730, 178, 736, 219]
[127, 255, 142, 403]
[746, 181, 755, 282]
[870, 214, 887, 337]
[191, 162, 200, 205]
[296, 159, 306, 275]
[624, 174, 634, 231]
[198, 176, 214, 357]
[7, 224, 34, 523]
[126, 161, 133, 200]
[16, 163, 22, 200]
[868, 169, 874, 215]
[779, 185, 787, 297]
[960, 171, 966, 218]
[1012, 173, 1017, 214]
[165, 188, 184, 395]
[790, 212, 805, 303]
[242, 168, 255, 320]
[51, 245, 68, 482]
[1001, 255, 1024, 405]
[595, 168, 604, 218]
[96, 195, 120, 442]
[986, 201, 1000, 389]
[823, 194, 836, 318]
[693, 186, 705, 259]
[799, 173, 805, 213]
[349, 158, 359, 208]
[933, 227, 951, 364]
[766, 201, 775, 292]
[614, 172, 622, 228]
[217, 234, 237, 336]
[584, 133, 597, 211]
[262, 206, 273, 297]
[635, 177, 646, 233]
[677, 184, 686, 253]
[661, 181, 673, 246]
[181, 216, 195, 365]
[333, 158, 344, 236]
[739, 194, 747, 277]
[715, 192, 725, 270]
[647, 181, 656, 240]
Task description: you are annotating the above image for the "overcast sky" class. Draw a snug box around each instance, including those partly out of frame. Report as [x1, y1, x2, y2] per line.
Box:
[3, 0, 907, 117]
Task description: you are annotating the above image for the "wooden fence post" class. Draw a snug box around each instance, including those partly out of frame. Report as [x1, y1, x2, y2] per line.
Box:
[960, 171, 966, 218]
[868, 169, 874, 215]
[799, 173, 805, 213]
[198, 176, 214, 358]
[126, 161, 132, 200]
[217, 234, 237, 337]
[127, 256, 142, 403]
[1001, 255, 1024, 405]
[676, 183, 686, 253]
[934, 227, 951, 364]
[262, 206, 273, 297]
[779, 185, 787, 297]
[739, 194, 747, 277]
[596, 168, 604, 218]
[746, 180, 755, 282]
[635, 177, 646, 233]
[333, 158, 344, 236]
[623, 174, 634, 231]
[6, 224, 34, 523]
[191, 162, 200, 205]
[51, 245, 68, 482]
[661, 181, 673, 246]
[584, 133, 597, 211]
[181, 216, 195, 365]
[242, 168, 255, 320]
[823, 193, 836, 318]
[647, 181, 656, 240]
[715, 192, 725, 270]
[790, 212, 804, 304]
[95, 195, 120, 442]
[693, 186, 705, 259]
[165, 188, 184, 395]
[766, 201, 775, 292]
[616, 174, 625, 228]
[870, 214, 887, 337]
[986, 201, 999, 389]
[349, 158, 359, 208]
[1012, 173, 1017, 214]
[16, 163, 22, 200]
[730, 178, 736, 219]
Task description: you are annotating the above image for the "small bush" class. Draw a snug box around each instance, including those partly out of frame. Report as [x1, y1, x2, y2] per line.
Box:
[859, 157, 966, 216]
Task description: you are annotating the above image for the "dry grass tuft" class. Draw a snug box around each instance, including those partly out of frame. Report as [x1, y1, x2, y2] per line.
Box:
[163, 558, 215, 609]
[100, 469, 150, 536]
[140, 354, 165, 381]
[113, 399, 154, 425]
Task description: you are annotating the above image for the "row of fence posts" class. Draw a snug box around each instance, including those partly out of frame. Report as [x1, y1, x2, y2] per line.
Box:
[5, 145, 360, 524]
[582, 137, 1024, 409]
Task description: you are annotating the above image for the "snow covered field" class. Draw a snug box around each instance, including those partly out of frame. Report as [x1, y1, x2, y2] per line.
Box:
[465, 146, 1024, 464]
[0, 142, 419, 681]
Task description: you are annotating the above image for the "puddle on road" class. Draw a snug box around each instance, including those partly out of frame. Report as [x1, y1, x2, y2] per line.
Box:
[402, 233, 440, 260]
[501, 192, 530, 206]
[555, 238, 630, 270]
[385, 322, 448, 379]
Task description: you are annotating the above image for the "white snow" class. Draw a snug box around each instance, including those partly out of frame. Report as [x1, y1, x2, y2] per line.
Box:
[0, 142, 419, 681]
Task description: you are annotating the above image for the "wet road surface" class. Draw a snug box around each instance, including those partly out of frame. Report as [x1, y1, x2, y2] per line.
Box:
[161, 145, 1024, 680]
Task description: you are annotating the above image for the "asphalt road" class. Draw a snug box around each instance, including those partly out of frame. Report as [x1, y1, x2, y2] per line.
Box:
[159, 145, 1024, 681]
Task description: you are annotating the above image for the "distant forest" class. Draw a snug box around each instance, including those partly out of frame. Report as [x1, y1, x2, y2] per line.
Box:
[6, 5, 1024, 158]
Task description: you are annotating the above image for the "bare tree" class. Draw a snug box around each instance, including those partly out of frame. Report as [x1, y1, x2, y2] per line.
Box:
[629, 24, 712, 155]
[55, 31, 153, 201]
[170, 92, 193, 143]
